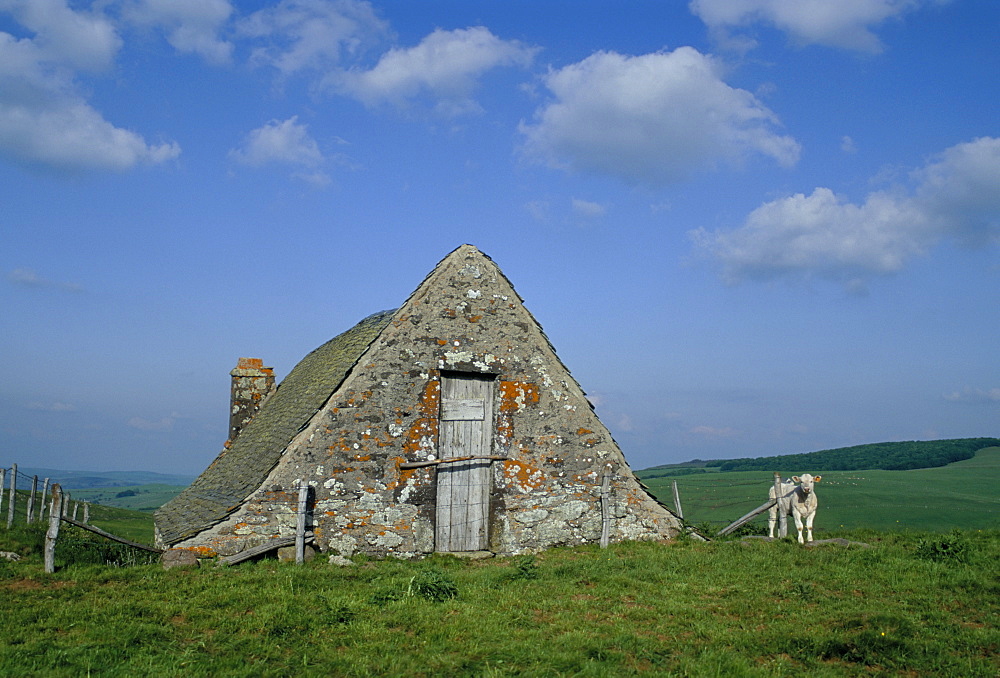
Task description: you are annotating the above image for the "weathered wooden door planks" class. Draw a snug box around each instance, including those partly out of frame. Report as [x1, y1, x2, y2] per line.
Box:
[436, 373, 494, 551]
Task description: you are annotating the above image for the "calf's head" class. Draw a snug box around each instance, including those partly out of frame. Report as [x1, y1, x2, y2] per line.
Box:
[791, 473, 821, 495]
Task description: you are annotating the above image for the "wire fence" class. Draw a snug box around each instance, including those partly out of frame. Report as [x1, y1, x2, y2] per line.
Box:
[648, 473, 1000, 532]
[1, 464, 95, 529]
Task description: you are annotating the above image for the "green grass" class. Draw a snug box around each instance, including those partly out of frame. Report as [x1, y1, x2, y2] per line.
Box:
[642, 447, 1000, 534]
[0, 526, 997, 676]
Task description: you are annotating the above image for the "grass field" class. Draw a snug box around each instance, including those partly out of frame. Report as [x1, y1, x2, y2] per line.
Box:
[640, 447, 1000, 534]
[1, 526, 997, 676]
[68, 484, 189, 513]
[1, 451, 997, 675]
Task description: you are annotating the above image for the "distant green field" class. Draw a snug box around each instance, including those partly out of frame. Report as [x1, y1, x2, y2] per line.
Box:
[641, 447, 1000, 533]
[68, 483, 187, 512]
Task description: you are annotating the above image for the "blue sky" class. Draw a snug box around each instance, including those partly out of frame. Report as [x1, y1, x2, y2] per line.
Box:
[2, 0, 997, 475]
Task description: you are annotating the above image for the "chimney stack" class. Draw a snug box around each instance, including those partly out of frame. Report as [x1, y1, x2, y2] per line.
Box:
[228, 357, 275, 444]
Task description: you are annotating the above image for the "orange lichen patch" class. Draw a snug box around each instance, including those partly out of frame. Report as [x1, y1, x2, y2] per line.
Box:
[502, 460, 546, 490]
[499, 381, 539, 413]
[577, 428, 593, 435]
[443, 308, 457, 318]
[177, 545, 217, 558]
[401, 380, 440, 454]
[585, 439, 600, 446]
[420, 380, 440, 416]
[468, 315, 483, 323]
[437, 339, 449, 345]
[352, 454, 371, 461]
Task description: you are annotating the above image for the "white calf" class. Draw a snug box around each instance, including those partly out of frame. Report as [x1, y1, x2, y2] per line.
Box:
[768, 474, 821, 543]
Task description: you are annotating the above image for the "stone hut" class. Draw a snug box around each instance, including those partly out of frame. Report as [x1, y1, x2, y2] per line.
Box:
[154, 245, 682, 557]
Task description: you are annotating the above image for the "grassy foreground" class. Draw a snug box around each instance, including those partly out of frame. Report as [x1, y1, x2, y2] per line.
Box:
[1, 527, 997, 677]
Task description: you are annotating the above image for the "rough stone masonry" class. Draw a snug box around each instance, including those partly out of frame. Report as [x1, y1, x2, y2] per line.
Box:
[155, 245, 682, 558]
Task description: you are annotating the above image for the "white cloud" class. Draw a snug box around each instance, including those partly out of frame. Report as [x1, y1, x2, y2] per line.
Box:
[692, 187, 932, 285]
[692, 136, 1000, 287]
[519, 48, 799, 186]
[912, 137, 1000, 246]
[689, 0, 934, 53]
[571, 198, 607, 218]
[239, 0, 388, 75]
[125, 0, 235, 64]
[525, 200, 551, 223]
[943, 387, 1000, 403]
[230, 116, 331, 184]
[239, 5, 534, 114]
[334, 26, 538, 114]
[27, 401, 77, 412]
[0, 3, 181, 172]
[0, 0, 121, 71]
[690, 425, 738, 438]
[0, 97, 181, 171]
[7, 268, 83, 292]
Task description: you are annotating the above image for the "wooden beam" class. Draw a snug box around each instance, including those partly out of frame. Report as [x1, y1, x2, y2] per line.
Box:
[717, 499, 776, 537]
[60, 516, 164, 553]
[400, 455, 507, 469]
[217, 534, 315, 567]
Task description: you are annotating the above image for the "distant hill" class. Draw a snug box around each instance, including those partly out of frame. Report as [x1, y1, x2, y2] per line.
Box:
[637, 438, 1000, 477]
[707, 438, 1000, 473]
[10, 467, 195, 490]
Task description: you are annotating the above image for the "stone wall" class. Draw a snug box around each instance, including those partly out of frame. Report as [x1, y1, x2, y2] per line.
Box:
[172, 246, 680, 557]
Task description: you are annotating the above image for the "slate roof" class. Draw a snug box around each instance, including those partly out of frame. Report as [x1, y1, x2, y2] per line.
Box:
[155, 309, 397, 546]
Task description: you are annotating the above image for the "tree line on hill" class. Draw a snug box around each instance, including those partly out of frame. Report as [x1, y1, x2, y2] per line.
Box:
[707, 437, 1000, 473]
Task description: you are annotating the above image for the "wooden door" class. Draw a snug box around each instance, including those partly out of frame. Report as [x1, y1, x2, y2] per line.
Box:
[436, 373, 494, 551]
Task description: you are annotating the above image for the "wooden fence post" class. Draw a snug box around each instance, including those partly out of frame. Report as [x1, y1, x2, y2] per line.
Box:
[671, 480, 684, 520]
[83, 502, 90, 524]
[61, 491, 70, 518]
[773, 472, 787, 538]
[6, 464, 17, 528]
[295, 483, 309, 564]
[72, 503, 79, 521]
[600, 465, 612, 548]
[39, 478, 49, 520]
[27, 475, 38, 524]
[45, 484, 63, 573]
[0, 468, 6, 519]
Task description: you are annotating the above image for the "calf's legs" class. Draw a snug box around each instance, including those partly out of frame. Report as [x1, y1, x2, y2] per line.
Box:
[793, 510, 805, 544]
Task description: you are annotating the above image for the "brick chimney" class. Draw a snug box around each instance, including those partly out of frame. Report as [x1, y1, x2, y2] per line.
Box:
[228, 357, 275, 444]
